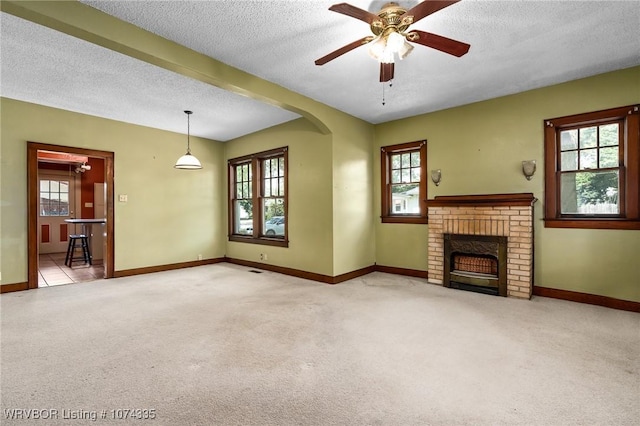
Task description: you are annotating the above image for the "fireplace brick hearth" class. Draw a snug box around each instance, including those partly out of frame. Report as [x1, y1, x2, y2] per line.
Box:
[427, 194, 537, 298]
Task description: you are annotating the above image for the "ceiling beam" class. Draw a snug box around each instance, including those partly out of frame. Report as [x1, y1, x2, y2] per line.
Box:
[1, 0, 332, 135]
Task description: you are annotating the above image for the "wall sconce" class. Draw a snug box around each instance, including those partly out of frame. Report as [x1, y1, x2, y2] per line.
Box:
[522, 160, 536, 180]
[431, 169, 442, 186]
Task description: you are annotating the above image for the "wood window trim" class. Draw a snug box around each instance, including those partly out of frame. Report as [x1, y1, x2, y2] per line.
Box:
[543, 105, 640, 230]
[228, 147, 289, 247]
[380, 140, 428, 224]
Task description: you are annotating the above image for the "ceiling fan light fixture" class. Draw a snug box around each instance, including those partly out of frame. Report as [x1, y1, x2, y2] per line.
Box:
[386, 30, 405, 52]
[316, 1, 470, 82]
[368, 30, 408, 64]
[380, 50, 395, 64]
[398, 40, 414, 60]
[367, 35, 386, 61]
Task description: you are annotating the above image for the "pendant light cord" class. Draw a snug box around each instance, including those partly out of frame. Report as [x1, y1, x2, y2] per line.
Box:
[175, 109, 202, 169]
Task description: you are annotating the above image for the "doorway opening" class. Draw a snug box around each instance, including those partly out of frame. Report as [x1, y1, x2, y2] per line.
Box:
[28, 142, 115, 289]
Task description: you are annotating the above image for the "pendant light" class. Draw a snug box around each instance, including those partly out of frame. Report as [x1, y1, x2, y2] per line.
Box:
[174, 110, 202, 170]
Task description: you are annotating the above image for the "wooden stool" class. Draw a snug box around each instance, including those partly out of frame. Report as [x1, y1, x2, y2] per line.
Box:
[65, 234, 92, 267]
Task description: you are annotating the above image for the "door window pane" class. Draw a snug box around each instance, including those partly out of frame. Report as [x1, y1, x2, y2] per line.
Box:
[40, 179, 70, 217]
[60, 193, 70, 215]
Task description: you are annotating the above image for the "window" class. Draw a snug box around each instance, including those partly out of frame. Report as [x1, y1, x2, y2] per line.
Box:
[380, 140, 427, 224]
[544, 105, 639, 229]
[40, 179, 70, 216]
[228, 147, 288, 246]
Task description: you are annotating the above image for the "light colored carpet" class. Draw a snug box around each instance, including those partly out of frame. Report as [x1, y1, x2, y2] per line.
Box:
[1, 264, 638, 425]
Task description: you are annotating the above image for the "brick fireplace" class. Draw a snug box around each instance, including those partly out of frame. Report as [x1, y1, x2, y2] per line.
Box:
[427, 194, 537, 298]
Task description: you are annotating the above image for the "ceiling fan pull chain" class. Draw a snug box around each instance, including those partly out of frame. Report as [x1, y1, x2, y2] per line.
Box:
[382, 80, 394, 106]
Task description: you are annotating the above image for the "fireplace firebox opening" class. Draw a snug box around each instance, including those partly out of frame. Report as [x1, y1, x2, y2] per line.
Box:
[444, 234, 508, 297]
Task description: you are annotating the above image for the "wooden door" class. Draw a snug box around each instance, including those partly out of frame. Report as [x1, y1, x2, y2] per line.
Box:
[38, 171, 78, 254]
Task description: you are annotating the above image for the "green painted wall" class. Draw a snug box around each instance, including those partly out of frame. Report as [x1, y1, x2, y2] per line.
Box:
[0, 98, 226, 284]
[374, 66, 640, 302]
[224, 119, 334, 276]
[224, 114, 376, 278]
[2, 65, 638, 302]
[332, 118, 376, 276]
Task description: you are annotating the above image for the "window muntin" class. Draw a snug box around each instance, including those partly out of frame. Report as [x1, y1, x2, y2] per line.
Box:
[543, 104, 639, 230]
[40, 179, 70, 216]
[558, 121, 622, 215]
[381, 141, 427, 224]
[228, 147, 288, 246]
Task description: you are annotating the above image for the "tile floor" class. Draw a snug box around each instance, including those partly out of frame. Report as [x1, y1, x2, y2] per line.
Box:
[38, 252, 105, 287]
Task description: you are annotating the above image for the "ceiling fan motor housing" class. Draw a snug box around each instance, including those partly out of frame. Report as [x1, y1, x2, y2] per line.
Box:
[370, 2, 412, 36]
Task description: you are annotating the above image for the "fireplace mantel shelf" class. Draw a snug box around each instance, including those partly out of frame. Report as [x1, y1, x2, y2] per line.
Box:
[426, 193, 537, 207]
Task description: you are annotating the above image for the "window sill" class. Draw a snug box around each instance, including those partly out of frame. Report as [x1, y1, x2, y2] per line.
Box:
[544, 218, 640, 230]
[228, 235, 289, 247]
[381, 215, 428, 224]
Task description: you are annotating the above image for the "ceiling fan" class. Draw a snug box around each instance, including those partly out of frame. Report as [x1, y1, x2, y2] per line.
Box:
[315, 1, 470, 82]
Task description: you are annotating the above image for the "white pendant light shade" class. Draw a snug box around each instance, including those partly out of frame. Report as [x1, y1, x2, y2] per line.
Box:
[174, 110, 202, 170]
[174, 152, 202, 169]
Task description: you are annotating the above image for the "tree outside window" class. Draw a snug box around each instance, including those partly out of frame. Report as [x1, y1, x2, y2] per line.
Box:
[558, 122, 621, 215]
[544, 105, 639, 230]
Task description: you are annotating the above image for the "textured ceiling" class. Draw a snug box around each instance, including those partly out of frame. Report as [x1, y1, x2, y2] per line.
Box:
[2, 1, 640, 141]
[0, 12, 299, 141]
